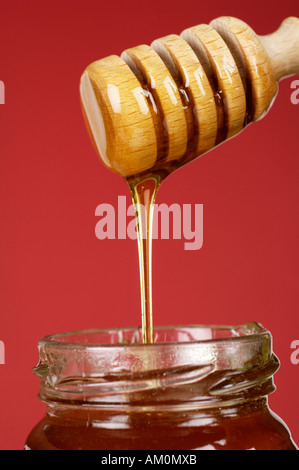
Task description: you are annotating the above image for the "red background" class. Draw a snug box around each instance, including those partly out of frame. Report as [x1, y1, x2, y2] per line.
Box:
[0, 0, 298, 450]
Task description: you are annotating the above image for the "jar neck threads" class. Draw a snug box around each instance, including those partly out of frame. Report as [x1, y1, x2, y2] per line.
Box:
[34, 323, 279, 410]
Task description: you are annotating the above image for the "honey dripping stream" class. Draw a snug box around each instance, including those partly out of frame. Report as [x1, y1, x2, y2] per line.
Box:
[127, 175, 161, 343]
[124, 57, 248, 344]
[117, 24, 258, 343]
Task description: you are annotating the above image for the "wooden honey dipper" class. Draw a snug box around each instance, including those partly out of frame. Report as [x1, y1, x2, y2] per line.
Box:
[80, 16, 299, 183]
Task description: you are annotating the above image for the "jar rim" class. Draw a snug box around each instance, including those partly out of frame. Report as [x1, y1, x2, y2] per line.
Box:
[35, 323, 278, 408]
[38, 322, 269, 350]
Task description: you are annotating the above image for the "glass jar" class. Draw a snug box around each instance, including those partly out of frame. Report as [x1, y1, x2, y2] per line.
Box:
[26, 323, 297, 450]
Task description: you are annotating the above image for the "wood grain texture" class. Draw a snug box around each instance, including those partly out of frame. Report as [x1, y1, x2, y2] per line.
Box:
[80, 17, 299, 179]
[122, 45, 188, 165]
[80, 55, 157, 177]
[260, 17, 299, 81]
[181, 24, 246, 139]
[210, 17, 278, 121]
[151, 34, 218, 158]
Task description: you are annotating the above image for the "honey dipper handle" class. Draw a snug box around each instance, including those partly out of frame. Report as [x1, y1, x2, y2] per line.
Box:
[260, 17, 299, 81]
